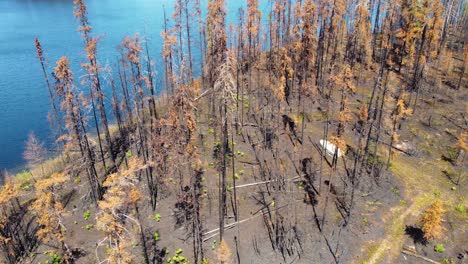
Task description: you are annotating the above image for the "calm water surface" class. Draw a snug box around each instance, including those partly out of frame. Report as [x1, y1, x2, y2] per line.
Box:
[0, 0, 258, 172]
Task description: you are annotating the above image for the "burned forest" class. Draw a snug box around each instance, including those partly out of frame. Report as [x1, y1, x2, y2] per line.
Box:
[1, 0, 467, 263]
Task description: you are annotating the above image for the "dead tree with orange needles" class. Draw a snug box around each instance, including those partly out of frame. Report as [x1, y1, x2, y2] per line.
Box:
[54, 56, 102, 202]
[31, 173, 72, 260]
[74, 0, 115, 170]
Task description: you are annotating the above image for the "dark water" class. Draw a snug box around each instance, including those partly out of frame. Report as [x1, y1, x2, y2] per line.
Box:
[0, 0, 261, 172]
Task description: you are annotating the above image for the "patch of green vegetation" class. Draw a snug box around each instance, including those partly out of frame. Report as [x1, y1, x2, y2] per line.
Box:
[455, 204, 464, 213]
[208, 128, 215, 134]
[213, 141, 221, 155]
[297, 181, 304, 189]
[434, 244, 445, 253]
[441, 257, 454, 264]
[83, 210, 91, 220]
[167, 248, 187, 264]
[366, 153, 385, 167]
[125, 150, 133, 158]
[243, 96, 250, 109]
[153, 231, 160, 241]
[154, 213, 161, 222]
[391, 187, 400, 195]
[361, 243, 381, 264]
[399, 200, 407, 206]
[211, 239, 217, 250]
[443, 146, 459, 163]
[21, 182, 33, 191]
[362, 217, 369, 226]
[442, 166, 460, 183]
[366, 200, 383, 206]
[290, 113, 304, 125]
[82, 224, 94, 230]
[16, 170, 33, 190]
[45, 253, 62, 264]
[73, 177, 81, 183]
[408, 125, 419, 136]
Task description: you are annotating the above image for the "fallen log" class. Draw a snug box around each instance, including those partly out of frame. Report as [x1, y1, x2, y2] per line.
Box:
[402, 249, 441, 264]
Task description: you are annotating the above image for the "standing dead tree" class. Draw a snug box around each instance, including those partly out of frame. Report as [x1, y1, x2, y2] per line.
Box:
[34, 38, 64, 144]
[54, 56, 102, 202]
[214, 54, 236, 242]
[74, 0, 116, 170]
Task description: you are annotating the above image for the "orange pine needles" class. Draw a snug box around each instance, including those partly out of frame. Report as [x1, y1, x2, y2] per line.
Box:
[31, 172, 71, 256]
[392, 93, 413, 121]
[420, 200, 445, 240]
[73, 0, 91, 35]
[456, 130, 468, 152]
[359, 104, 368, 123]
[217, 239, 232, 263]
[353, 0, 372, 66]
[121, 35, 143, 64]
[96, 157, 144, 263]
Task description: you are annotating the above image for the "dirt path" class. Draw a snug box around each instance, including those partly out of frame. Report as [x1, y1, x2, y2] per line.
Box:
[360, 154, 457, 263]
[365, 193, 426, 264]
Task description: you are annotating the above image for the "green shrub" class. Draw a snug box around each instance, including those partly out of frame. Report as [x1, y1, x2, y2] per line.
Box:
[21, 182, 33, 191]
[83, 210, 91, 220]
[455, 204, 464, 213]
[362, 217, 369, 226]
[211, 239, 217, 250]
[434, 244, 445, 253]
[125, 150, 133, 158]
[153, 231, 160, 241]
[167, 248, 187, 264]
[236, 150, 245, 157]
[154, 213, 161, 222]
[17, 170, 33, 190]
[46, 253, 62, 264]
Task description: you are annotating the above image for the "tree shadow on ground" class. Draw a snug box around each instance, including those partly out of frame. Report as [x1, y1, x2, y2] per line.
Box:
[405, 225, 428, 245]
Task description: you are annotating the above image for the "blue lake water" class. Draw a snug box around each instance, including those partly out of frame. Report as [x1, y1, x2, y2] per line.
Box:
[0, 0, 269, 172]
